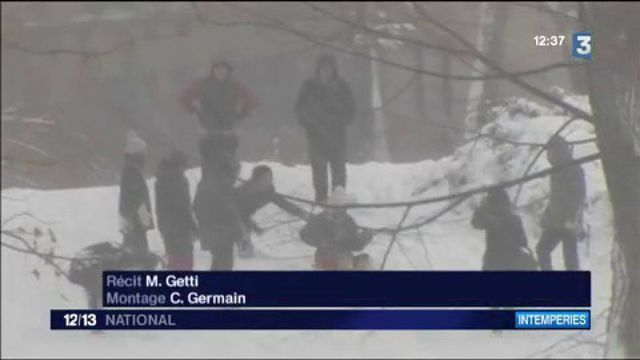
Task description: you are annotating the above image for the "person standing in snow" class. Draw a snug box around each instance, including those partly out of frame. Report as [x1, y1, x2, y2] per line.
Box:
[193, 136, 243, 270]
[234, 165, 309, 258]
[179, 58, 258, 156]
[471, 188, 538, 270]
[119, 131, 154, 267]
[155, 150, 198, 270]
[299, 187, 373, 270]
[536, 135, 586, 270]
[295, 54, 356, 203]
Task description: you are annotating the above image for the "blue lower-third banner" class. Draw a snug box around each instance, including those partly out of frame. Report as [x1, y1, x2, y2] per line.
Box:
[51, 309, 590, 330]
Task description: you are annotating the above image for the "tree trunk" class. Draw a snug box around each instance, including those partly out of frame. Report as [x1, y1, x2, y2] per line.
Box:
[552, 2, 588, 93]
[414, 47, 427, 126]
[370, 46, 391, 162]
[441, 51, 456, 152]
[464, 2, 509, 133]
[584, 2, 640, 358]
[348, 2, 375, 163]
[464, 2, 492, 136]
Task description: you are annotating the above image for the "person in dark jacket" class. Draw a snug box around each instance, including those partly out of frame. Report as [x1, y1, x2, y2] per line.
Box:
[68, 242, 160, 309]
[198, 131, 240, 181]
[179, 59, 258, 134]
[471, 188, 538, 271]
[119, 131, 154, 267]
[234, 165, 309, 258]
[295, 54, 356, 203]
[193, 148, 243, 270]
[536, 135, 586, 270]
[155, 150, 198, 270]
[299, 187, 373, 270]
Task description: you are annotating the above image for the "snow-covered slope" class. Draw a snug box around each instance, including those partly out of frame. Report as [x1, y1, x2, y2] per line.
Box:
[1, 100, 612, 358]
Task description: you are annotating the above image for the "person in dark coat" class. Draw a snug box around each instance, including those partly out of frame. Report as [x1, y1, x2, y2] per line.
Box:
[198, 131, 240, 181]
[471, 188, 538, 271]
[536, 135, 586, 270]
[68, 242, 160, 309]
[299, 187, 373, 270]
[193, 147, 243, 270]
[155, 150, 198, 270]
[119, 131, 154, 267]
[234, 165, 309, 257]
[295, 53, 356, 203]
[179, 59, 258, 133]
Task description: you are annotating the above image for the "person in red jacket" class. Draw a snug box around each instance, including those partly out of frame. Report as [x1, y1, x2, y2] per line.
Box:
[179, 59, 258, 134]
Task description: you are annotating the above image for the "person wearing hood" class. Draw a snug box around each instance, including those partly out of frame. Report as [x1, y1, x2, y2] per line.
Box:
[233, 164, 309, 258]
[155, 150, 198, 270]
[179, 59, 259, 134]
[299, 187, 373, 270]
[295, 53, 356, 203]
[536, 135, 586, 270]
[471, 188, 538, 270]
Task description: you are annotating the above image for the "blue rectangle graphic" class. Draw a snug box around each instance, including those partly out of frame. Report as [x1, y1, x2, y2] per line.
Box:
[572, 32, 593, 60]
[102, 271, 591, 308]
[515, 311, 590, 329]
[51, 309, 588, 330]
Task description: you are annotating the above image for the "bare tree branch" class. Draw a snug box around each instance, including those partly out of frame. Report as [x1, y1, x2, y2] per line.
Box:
[513, 2, 582, 24]
[412, 3, 594, 122]
[279, 152, 600, 209]
[223, 3, 584, 82]
[1, 229, 72, 280]
[2, 211, 57, 226]
[304, 2, 584, 78]
[2, 26, 196, 58]
[368, 195, 470, 234]
[304, 2, 473, 55]
[512, 117, 580, 204]
[380, 205, 413, 269]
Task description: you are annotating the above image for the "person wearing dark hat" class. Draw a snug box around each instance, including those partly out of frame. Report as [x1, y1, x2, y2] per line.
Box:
[118, 131, 154, 267]
[233, 164, 309, 258]
[471, 188, 538, 270]
[155, 150, 198, 270]
[295, 53, 356, 203]
[179, 59, 258, 134]
[536, 135, 586, 270]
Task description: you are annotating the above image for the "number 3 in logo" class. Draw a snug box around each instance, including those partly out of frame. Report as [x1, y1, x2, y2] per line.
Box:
[572, 32, 592, 60]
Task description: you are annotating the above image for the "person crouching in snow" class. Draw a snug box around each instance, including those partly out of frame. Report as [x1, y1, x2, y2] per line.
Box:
[234, 165, 309, 258]
[299, 187, 373, 270]
[119, 131, 155, 268]
[471, 188, 538, 271]
[68, 242, 160, 309]
[155, 150, 198, 270]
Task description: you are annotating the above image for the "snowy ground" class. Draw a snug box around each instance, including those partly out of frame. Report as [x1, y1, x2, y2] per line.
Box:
[2, 103, 614, 358]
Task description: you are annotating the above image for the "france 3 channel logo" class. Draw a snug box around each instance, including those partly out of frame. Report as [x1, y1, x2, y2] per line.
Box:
[572, 32, 592, 60]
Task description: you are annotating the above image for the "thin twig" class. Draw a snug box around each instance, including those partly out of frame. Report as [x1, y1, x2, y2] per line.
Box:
[380, 206, 413, 270]
[279, 153, 600, 209]
[412, 3, 594, 122]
